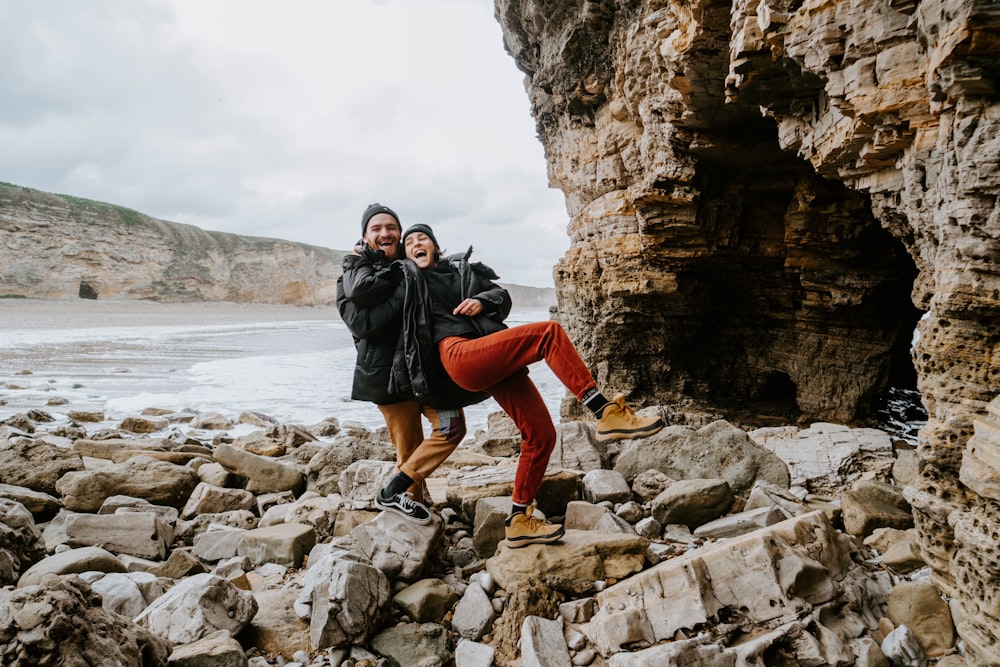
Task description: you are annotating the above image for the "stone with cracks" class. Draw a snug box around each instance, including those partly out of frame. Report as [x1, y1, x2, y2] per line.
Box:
[134, 572, 258, 645]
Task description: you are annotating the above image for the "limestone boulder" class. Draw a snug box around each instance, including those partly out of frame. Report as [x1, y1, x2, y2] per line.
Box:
[64, 511, 172, 560]
[750, 423, 897, 493]
[614, 421, 790, 496]
[651, 478, 735, 529]
[0, 482, 62, 521]
[305, 434, 394, 495]
[486, 529, 648, 596]
[581, 512, 881, 657]
[887, 580, 955, 657]
[368, 622, 452, 667]
[451, 580, 496, 641]
[134, 572, 258, 645]
[349, 510, 447, 583]
[393, 578, 459, 624]
[242, 588, 311, 659]
[0, 576, 171, 666]
[55, 456, 199, 511]
[180, 482, 254, 519]
[445, 466, 580, 522]
[303, 553, 391, 649]
[18, 546, 127, 588]
[0, 498, 46, 586]
[89, 571, 167, 619]
[213, 444, 304, 494]
[0, 438, 84, 495]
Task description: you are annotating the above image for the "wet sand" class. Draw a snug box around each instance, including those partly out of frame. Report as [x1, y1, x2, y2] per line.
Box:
[0, 298, 341, 330]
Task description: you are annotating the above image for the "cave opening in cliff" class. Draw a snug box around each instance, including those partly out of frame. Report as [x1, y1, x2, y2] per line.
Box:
[662, 123, 926, 431]
[752, 372, 800, 421]
[78, 282, 97, 300]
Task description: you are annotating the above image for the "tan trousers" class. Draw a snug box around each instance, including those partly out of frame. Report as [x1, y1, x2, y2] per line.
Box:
[378, 401, 466, 500]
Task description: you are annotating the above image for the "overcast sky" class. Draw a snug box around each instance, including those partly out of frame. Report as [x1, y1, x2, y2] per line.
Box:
[0, 1, 569, 287]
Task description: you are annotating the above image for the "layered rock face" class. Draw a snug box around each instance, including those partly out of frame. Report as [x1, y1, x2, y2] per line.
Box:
[496, 0, 999, 661]
[0, 184, 344, 305]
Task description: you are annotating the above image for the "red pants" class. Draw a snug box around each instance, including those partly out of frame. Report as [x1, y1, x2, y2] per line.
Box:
[438, 320, 597, 505]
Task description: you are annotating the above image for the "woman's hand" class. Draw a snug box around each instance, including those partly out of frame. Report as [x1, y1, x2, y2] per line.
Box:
[453, 298, 483, 317]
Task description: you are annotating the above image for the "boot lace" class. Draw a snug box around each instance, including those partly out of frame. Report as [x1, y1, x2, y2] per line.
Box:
[521, 507, 552, 531]
[616, 401, 639, 424]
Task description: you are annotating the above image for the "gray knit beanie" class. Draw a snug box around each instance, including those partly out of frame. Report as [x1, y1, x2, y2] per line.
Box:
[361, 203, 400, 235]
[401, 223, 440, 251]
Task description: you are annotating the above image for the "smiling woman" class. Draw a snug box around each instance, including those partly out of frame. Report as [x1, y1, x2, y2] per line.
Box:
[0, 1, 567, 288]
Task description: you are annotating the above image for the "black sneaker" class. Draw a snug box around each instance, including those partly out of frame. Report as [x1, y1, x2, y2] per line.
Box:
[375, 489, 432, 525]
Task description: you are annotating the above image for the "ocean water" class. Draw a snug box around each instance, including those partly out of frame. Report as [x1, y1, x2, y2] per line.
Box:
[0, 304, 562, 437]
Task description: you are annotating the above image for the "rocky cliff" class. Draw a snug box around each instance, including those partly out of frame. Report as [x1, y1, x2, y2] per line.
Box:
[495, 0, 999, 661]
[0, 183, 345, 305]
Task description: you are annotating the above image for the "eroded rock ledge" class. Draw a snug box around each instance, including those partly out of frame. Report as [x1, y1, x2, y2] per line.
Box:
[495, 0, 999, 661]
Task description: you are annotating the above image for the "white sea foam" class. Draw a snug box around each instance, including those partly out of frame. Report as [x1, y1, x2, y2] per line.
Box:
[0, 305, 562, 435]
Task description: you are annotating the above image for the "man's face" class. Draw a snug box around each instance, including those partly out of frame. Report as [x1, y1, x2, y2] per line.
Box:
[364, 213, 402, 259]
[404, 232, 437, 269]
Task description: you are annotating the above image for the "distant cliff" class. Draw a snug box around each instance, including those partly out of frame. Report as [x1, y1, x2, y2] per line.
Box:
[0, 182, 555, 307]
[501, 283, 557, 309]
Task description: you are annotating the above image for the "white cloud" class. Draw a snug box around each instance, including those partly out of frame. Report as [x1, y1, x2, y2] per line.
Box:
[0, 0, 567, 287]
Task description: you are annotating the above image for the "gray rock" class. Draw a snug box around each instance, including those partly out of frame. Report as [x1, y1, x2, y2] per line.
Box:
[550, 421, 606, 472]
[193, 527, 247, 562]
[238, 522, 316, 568]
[0, 438, 84, 495]
[630, 469, 674, 503]
[451, 578, 497, 641]
[90, 571, 166, 619]
[651, 478, 735, 529]
[693, 506, 787, 539]
[18, 546, 127, 588]
[306, 554, 391, 649]
[64, 511, 172, 560]
[0, 576, 170, 666]
[455, 639, 496, 667]
[55, 455, 199, 511]
[881, 625, 928, 667]
[615, 420, 790, 496]
[393, 578, 458, 624]
[473, 496, 512, 559]
[369, 622, 452, 667]
[520, 616, 571, 667]
[134, 572, 258, 645]
[213, 444, 304, 494]
[350, 510, 446, 582]
[581, 469, 631, 505]
[564, 500, 609, 530]
[166, 629, 248, 667]
[0, 482, 62, 521]
[181, 482, 255, 519]
[0, 498, 45, 585]
[305, 435, 394, 495]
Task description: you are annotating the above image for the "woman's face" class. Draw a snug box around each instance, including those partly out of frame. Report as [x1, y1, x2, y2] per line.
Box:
[404, 232, 437, 269]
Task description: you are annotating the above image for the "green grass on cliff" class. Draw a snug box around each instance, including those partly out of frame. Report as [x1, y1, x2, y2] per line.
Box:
[0, 181, 144, 227]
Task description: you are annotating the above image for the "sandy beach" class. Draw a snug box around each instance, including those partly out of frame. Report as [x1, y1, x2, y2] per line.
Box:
[0, 297, 341, 330]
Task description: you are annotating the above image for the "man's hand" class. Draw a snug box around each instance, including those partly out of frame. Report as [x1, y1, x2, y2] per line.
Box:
[375, 261, 404, 285]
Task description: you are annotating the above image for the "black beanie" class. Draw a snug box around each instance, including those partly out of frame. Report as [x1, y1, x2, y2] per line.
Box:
[361, 203, 400, 235]
[401, 223, 440, 250]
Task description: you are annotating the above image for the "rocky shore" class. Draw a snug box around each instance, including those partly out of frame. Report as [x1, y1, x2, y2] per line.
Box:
[0, 399, 965, 666]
